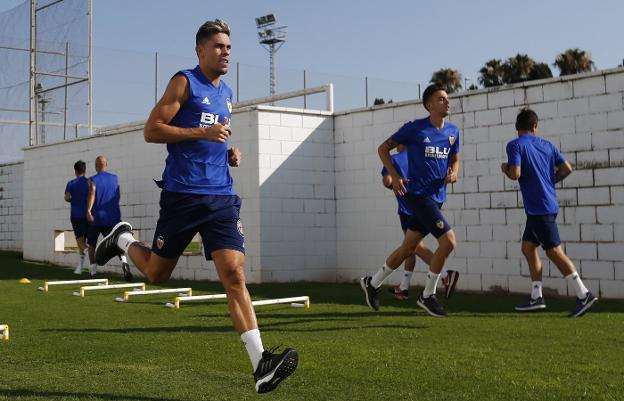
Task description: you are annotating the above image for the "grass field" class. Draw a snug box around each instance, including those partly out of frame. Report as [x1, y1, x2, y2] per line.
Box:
[1, 251, 623, 401]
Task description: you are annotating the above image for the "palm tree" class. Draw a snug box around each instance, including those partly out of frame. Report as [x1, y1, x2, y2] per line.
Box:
[502, 54, 535, 84]
[554, 48, 595, 76]
[430, 68, 462, 94]
[529, 62, 553, 80]
[478, 59, 504, 87]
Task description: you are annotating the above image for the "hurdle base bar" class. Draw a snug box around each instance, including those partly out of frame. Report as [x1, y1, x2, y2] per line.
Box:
[0, 324, 9, 341]
[73, 282, 146, 297]
[115, 288, 193, 303]
[38, 278, 109, 292]
[166, 295, 310, 310]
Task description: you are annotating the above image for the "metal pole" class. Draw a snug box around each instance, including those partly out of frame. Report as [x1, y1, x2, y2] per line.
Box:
[29, 0, 37, 146]
[63, 42, 68, 140]
[303, 69, 307, 109]
[418, 83, 421, 99]
[365, 76, 368, 107]
[154, 51, 158, 105]
[236, 62, 239, 103]
[269, 43, 276, 98]
[87, 0, 93, 136]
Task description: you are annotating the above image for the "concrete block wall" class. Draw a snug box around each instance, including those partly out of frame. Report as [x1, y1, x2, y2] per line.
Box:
[254, 106, 336, 282]
[0, 161, 23, 251]
[20, 112, 264, 282]
[335, 68, 624, 299]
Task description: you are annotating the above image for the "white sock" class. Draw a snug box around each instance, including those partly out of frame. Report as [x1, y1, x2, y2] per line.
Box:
[89, 263, 97, 274]
[241, 329, 264, 371]
[566, 272, 589, 299]
[423, 271, 441, 298]
[399, 270, 414, 291]
[79, 254, 85, 267]
[117, 232, 138, 253]
[370, 263, 395, 288]
[531, 281, 543, 299]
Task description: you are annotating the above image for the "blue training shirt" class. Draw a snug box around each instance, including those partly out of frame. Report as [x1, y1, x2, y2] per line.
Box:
[381, 151, 412, 215]
[65, 176, 89, 219]
[390, 117, 460, 203]
[90, 171, 121, 226]
[161, 65, 234, 195]
[506, 134, 565, 215]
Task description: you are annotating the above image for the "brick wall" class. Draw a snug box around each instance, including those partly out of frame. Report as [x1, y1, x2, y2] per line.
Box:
[0, 161, 23, 251]
[335, 68, 624, 299]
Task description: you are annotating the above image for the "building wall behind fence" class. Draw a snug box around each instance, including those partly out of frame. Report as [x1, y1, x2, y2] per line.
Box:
[0, 161, 23, 251]
[335, 68, 624, 298]
[3, 68, 624, 297]
[19, 111, 265, 282]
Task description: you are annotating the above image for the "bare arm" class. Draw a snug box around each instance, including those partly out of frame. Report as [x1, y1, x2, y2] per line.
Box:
[555, 161, 573, 183]
[143, 74, 231, 144]
[86, 179, 95, 222]
[378, 138, 407, 196]
[64, 192, 71, 202]
[382, 175, 393, 189]
[500, 162, 521, 180]
[445, 154, 460, 184]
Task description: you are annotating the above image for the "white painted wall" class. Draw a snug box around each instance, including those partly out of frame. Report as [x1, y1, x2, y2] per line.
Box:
[335, 68, 624, 299]
[0, 161, 23, 251]
[3, 67, 624, 297]
[255, 107, 336, 282]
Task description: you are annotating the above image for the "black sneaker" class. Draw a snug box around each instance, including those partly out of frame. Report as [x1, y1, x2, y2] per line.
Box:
[95, 222, 132, 266]
[416, 293, 447, 317]
[515, 297, 546, 312]
[569, 292, 598, 318]
[443, 270, 460, 299]
[254, 347, 298, 393]
[360, 276, 380, 311]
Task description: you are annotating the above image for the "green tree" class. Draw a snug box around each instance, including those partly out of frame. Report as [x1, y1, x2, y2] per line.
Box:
[430, 68, 462, 94]
[478, 59, 504, 87]
[502, 54, 535, 84]
[554, 48, 595, 76]
[529, 62, 553, 80]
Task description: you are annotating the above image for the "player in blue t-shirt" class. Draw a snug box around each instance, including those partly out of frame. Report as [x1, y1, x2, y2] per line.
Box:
[92, 20, 297, 393]
[85, 156, 127, 277]
[502, 108, 597, 317]
[381, 145, 459, 301]
[64, 160, 89, 274]
[361, 84, 460, 317]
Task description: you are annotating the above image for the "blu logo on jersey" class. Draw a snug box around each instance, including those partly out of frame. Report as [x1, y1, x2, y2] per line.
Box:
[199, 112, 220, 127]
[425, 146, 450, 159]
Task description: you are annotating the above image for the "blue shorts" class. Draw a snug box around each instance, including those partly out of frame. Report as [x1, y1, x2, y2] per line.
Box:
[522, 214, 561, 250]
[399, 212, 415, 233]
[86, 225, 115, 247]
[152, 191, 245, 260]
[403, 195, 450, 238]
[71, 218, 89, 239]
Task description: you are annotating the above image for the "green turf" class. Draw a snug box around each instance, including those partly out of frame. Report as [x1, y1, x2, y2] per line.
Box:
[1, 251, 623, 401]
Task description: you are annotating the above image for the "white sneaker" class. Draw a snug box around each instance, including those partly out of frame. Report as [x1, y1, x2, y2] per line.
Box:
[89, 264, 97, 277]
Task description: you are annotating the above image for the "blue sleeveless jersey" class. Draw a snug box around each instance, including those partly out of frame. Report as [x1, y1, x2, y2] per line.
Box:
[161, 65, 234, 195]
[90, 171, 121, 226]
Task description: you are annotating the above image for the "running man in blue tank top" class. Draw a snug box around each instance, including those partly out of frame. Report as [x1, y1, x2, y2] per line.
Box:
[64, 160, 89, 275]
[361, 84, 460, 318]
[501, 108, 597, 317]
[93, 20, 297, 393]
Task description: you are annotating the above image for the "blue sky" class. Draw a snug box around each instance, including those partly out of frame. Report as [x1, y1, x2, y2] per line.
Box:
[2, 0, 623, 123]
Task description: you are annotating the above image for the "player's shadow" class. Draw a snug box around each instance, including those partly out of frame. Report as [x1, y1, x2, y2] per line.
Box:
[0, 388, 180, 401]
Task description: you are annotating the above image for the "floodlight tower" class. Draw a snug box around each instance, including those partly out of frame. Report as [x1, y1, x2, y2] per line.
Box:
[255, 14, 287, 97]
